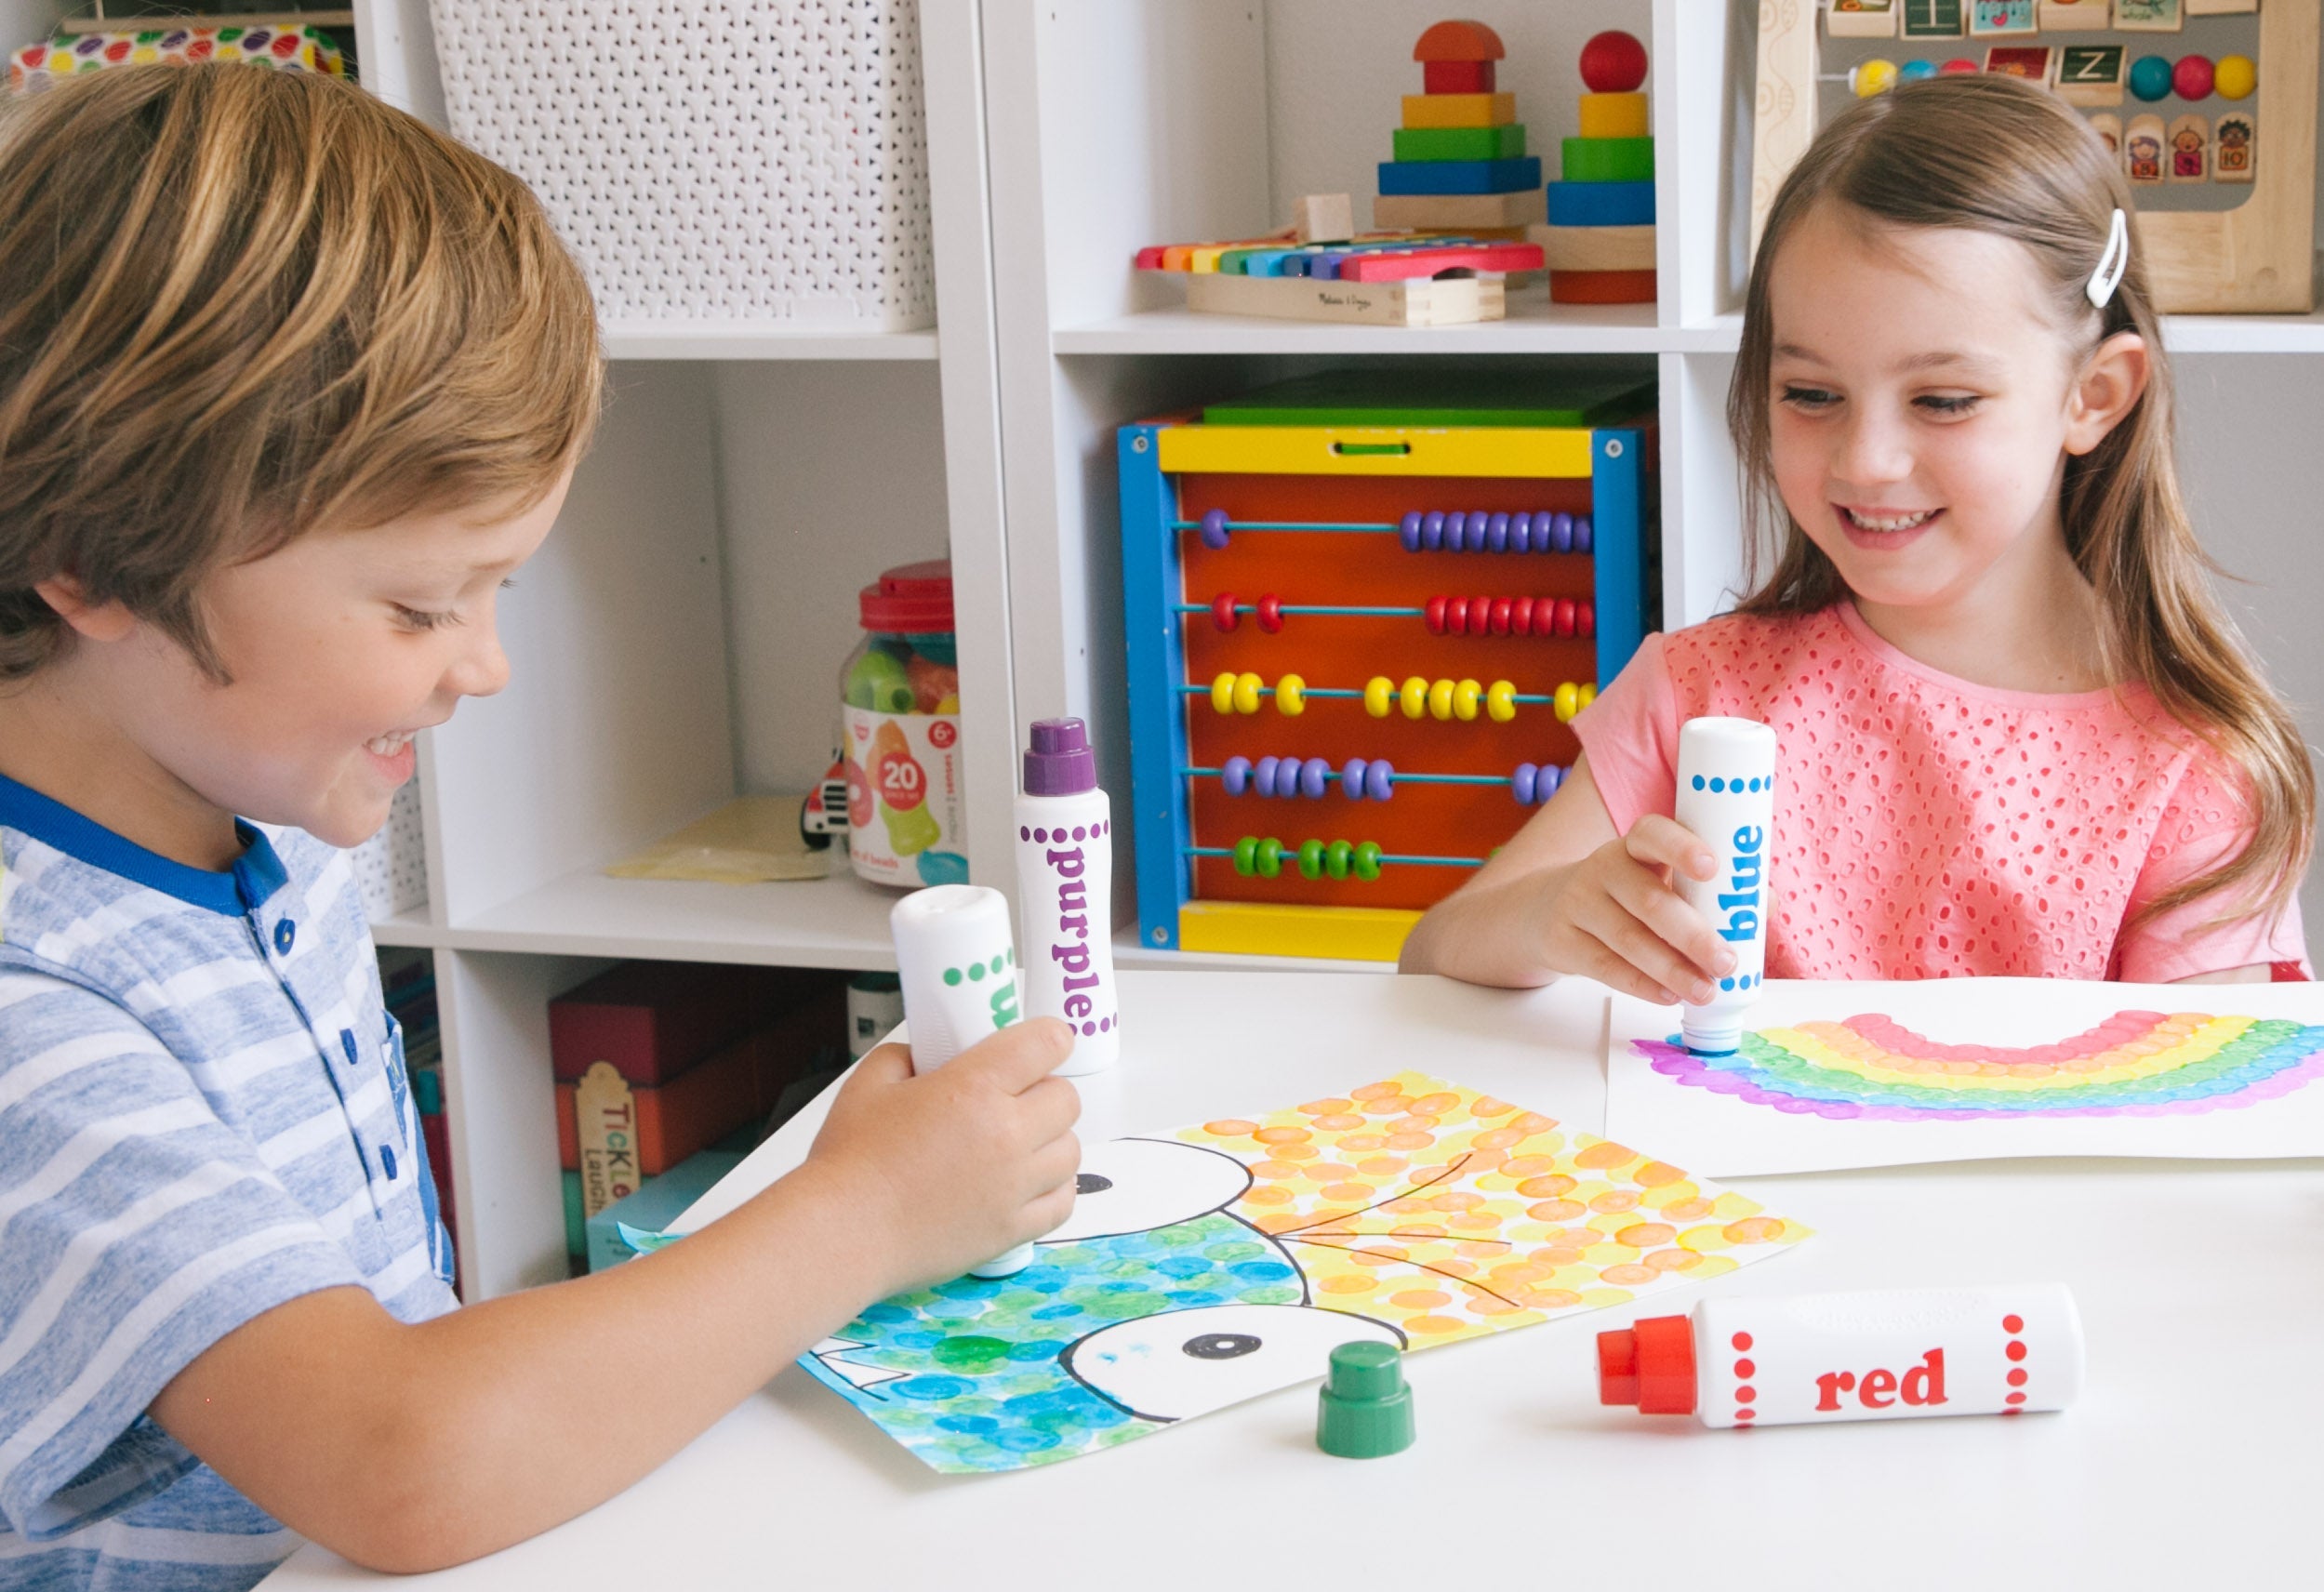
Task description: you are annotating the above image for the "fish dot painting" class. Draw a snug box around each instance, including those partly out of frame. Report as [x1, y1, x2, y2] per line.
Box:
[1605, 979, 2324, 1178]
[802, 1072, 1808, 1473]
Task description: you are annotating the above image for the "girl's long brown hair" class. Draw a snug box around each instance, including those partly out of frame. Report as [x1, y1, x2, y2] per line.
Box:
[1729, 73, 2313, 931]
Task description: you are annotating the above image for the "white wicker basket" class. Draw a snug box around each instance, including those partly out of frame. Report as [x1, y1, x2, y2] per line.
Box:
[428, 0, 935, 331]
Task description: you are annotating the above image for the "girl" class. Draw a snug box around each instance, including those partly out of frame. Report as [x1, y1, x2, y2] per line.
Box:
[1401, 75, 2312, 998]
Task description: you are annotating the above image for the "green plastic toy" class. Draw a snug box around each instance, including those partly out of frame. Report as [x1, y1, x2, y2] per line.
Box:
[1315, 1340, 1414, 1458]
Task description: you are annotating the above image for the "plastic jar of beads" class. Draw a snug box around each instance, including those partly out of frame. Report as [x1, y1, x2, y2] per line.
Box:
[841, 561, 969, 888]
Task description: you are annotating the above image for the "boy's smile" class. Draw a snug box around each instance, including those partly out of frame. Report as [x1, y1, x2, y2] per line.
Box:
[0, 468, 571, 870]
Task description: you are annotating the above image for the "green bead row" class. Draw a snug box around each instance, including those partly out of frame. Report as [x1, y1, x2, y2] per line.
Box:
[1230, 836, 1383, 882]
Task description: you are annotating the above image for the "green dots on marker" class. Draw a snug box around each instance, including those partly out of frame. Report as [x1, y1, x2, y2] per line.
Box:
[942, 967, 962, 986]
[989, 953, 1006, 975]
[968, 962, 986, 981]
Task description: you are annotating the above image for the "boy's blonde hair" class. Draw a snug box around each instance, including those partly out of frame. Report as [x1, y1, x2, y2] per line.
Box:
[1730, 73, 2314, 931]
[0, 63, 603, 680]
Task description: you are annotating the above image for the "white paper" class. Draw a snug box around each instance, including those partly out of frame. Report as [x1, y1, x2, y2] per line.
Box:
[1604, 977, 2324, 1176]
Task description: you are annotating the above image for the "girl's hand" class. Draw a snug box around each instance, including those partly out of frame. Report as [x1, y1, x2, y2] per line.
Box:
[803, 1017, 1081, 1295]
[1528, 815, 1738, 1005]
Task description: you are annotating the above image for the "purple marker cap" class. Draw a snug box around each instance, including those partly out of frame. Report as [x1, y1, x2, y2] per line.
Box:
[1024, 717, 1097, 796]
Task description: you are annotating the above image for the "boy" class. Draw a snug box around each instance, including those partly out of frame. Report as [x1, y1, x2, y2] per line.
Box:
[0, 65, 1079, 1586]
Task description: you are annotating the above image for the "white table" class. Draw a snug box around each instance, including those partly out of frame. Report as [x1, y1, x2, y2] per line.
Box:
[263, 972, 2324, 1589]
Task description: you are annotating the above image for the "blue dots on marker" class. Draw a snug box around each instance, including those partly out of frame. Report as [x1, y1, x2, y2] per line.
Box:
[1692, 775, 1706, 790]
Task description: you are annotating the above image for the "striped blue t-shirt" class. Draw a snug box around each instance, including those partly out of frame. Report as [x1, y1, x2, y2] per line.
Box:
[0, 774, 456, 1590]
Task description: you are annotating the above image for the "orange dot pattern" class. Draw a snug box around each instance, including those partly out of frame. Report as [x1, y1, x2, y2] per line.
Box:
[1180, 1071, 1813, 1348]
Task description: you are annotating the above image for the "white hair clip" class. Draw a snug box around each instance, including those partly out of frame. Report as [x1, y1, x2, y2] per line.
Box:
[2087, 206, 2130, 309]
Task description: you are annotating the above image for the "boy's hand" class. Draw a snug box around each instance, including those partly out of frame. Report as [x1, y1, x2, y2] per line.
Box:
[803, 1016, 1081, 1295]
[1529, 816, 1737, 1005]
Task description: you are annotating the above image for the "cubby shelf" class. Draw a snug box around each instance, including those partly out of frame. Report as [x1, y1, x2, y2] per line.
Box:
[599, 323, 940, 362]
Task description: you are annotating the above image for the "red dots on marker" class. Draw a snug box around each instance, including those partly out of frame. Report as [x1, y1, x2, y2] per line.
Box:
[1734, 1358, 1756, 1378]
[2002, 1314, 2024, 1333]
[1732, 1332, 1753, 1351]
[2005, 1392, 2026, 1407]
[2006, 1341, 2027, 1361]
[1734, 1409, 1756, 1424]
[2007, 1369, 2027, 1387]
[1735, 1386, 1756, 1403]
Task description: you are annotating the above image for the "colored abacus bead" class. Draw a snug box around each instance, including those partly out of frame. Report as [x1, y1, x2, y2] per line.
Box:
[1423, 510, 1447, 551]
[1574, 514, 1594, 553]
[1233, 835, 1260, 875]
[1364, 676, 1395, 717]
[1255, 593, 1284, 633]
[1366, 759, 1393, 801]
[1301, 756, 1330, 798]
[1353, 842, 1383, 882]
[1539, 762, 1565, 799]
[1232, 672, 1264, 714]
[1425, 594, 1449, 634]
[1897, 60, 1937, 83]
[1513, 763, 1537, 805]
[1554, 596, 1578, 638]
[1578, 598, 1595, 637]
[1222, 755, 1252, 795]
[1486, 680, 1517, 723]
[2173, 53, 2213, 101]
[2129, 54, 2171, 102]
[1453, 678, 1482, 721]
[1297, 838, 1327, 880]
[1488, 596, 1512, 635]
[1555, 681, 1581, 723]
[1428, 678, 1456, 721]
[1210, 592, 1240, 632]
[1400, 677, 1429, 719]
[1276, 673, 1306, 715]
[1508, 511, 1534, 552]
[1400, 511, 1424, 551]
[1253, 756, 1281, 799]
[1255, 837, 1283, 878]
[1211, 672, 1238, 714]
[1200, 508, 1231, 549]
[2216, 54, 2255, 100]
[1325, 838, 1354, 880]
[1486, 511, 1510, 551]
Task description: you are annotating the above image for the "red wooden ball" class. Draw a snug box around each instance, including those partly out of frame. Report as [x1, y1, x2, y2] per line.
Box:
[2173, 53, 2214, 100]
[1579, 30, 1648, 94]
[1939, 58, 1979, 74]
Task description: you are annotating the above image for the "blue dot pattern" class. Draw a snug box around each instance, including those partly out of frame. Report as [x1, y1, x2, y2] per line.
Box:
[797, 1212, 1302, 1472]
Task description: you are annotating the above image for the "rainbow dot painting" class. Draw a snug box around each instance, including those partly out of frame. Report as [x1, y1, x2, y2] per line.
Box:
[800, 1072, 1807, 1473]
[1605, 979, 2324, 1177]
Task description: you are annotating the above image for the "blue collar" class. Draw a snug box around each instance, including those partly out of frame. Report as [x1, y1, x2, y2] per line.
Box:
[0, 771, 288, 916]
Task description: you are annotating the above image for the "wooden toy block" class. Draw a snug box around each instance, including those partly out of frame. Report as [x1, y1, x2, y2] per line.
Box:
[1528, 222, 1656, 272]
[1413, 20, 1505, 62]
[1547, 179, 1653, 228]
[2169, 113, 2210, 182]
[2215, 111, 2255, 182]
[1183, 272, 1506, 326]
[1377, 156, 1542, 195]
[2089, 112, 2123, 156]
[1549, 268, 1657, 305]
[1401, 92, 1515, 129]
[1578, 92, 1649, 139]
[1393, 124, 1525, 163]
[1294, 192, 1356, 244]
[2113, 0, 2184, 30]
[1423, 59, 1494, 94]
[1902, 0, 1964, 35]
[2186, 0, 2259, 12]
[1178, 901, 1423, 962]
[2125, 113, 2167, 184]
[1561, 136, 1654, 184]
[1827, 0, 1899, 37]
[1373, 189, 1546, 231]
[1335, 242, 1542, 282]
[1968, 0, 2035, 36]
[2056, 44, 2127, 105]
[2038, 0, 2110, 28]
[1985, 45, 2054, 86]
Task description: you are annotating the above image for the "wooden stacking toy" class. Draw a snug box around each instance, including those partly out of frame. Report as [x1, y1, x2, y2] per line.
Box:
[1528, 31, 1657, 304]
[1374, 20, 1545, 234]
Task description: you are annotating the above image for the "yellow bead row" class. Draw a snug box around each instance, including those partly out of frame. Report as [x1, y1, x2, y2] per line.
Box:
[1208, 671, 1308, 716]
[1553, 681, 1597, 723]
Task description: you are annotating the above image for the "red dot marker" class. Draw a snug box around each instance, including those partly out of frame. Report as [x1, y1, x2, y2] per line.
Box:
[2002, 1315, 2024, 1333]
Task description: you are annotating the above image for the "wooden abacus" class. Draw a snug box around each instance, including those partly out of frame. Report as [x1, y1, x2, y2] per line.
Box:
[1117, 373, 1656, 962]
[1753, 0, 2317, 312]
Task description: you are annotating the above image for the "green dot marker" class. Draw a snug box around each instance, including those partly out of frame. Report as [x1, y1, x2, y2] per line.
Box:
[1316, 1341, 1414, 1459]
[942, 967, 962, 987]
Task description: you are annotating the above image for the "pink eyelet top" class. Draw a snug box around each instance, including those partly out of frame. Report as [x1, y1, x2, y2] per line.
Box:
[1573, 603, 2308, 983]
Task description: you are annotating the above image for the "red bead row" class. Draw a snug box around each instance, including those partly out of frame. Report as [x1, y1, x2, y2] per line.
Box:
[1425, 594, 1594, 639]
[1210, 593, 1287, 633]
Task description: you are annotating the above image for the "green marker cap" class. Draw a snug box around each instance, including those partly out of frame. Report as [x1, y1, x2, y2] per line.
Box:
[1315, 1341, 1414, 1459]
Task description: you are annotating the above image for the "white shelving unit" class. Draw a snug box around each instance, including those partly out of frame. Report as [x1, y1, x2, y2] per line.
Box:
[20, 1, 2308, 1303]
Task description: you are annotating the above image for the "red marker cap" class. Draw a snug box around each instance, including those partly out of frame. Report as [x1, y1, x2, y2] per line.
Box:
[1598, 1315, 1698, 1414]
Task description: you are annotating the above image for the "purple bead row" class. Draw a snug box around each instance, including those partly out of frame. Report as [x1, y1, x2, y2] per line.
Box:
[1399, 510, 1592, 554]
[1512, 762, 1566, 805]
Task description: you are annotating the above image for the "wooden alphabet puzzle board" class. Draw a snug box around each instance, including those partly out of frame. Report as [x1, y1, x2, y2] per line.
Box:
[1752, 0, 2316, 312]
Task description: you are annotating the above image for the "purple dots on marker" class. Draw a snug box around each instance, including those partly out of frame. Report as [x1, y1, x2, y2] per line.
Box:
[1020, 826, 1029, 840]
[1072, 826, 1086, 842]
[1081, 1021, 1096, 1036]
[1100, 1015, 1112, 1032]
